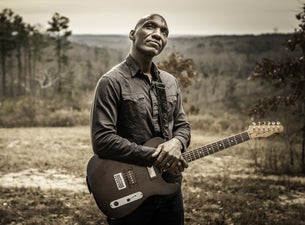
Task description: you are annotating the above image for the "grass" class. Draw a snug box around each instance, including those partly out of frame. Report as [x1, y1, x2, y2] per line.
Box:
[0, 127, 305, 225]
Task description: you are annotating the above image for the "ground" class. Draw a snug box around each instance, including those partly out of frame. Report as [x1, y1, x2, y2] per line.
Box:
[0, 127, 305, 225]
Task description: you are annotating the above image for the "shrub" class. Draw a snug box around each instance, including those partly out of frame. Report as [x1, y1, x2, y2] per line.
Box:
[42, 109, 90, 127]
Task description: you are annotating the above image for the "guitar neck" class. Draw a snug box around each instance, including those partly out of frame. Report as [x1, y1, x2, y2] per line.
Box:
[182, 131, 250, 163]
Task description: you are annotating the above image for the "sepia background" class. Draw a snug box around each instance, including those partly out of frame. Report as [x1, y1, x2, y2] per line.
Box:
[0, 0, 305, 224]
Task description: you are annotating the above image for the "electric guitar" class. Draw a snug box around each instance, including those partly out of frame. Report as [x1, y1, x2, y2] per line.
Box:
[86, 122, 284, 218]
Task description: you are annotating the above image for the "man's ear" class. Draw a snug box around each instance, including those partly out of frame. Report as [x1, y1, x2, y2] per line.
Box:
[129, 30, 135, 41]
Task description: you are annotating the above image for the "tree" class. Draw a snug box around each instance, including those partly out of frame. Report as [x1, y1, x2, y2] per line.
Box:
[0, 9, 15, 96]
[157, 52, 198, 114]
[0, 9, 45, 97]
[248, 3, 305, 173]
[157, 52, 198, 88]
[28, 25, 48, 94]
[47, 12, 72, 93]
[12, 14, 28, 96]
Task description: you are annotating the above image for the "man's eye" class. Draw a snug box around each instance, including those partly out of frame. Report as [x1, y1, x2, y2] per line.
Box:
[145, 23, 154, 29]
[162, 30, 169, 36]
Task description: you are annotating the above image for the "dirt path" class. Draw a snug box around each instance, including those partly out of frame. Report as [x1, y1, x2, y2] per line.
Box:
[0, 168, 87, 192]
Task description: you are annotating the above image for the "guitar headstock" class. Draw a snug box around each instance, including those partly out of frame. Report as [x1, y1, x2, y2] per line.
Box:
[248, 121, 284, 139]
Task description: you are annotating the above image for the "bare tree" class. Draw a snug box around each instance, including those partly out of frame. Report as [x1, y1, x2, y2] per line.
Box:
[47, 12, 72, 93]
[0, 9, 15, 96]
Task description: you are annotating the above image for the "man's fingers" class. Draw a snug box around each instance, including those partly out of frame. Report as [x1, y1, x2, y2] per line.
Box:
[152, 145, 169, 167]
[152, 140, 187, 171]
[181, 158, 188, 168]
[152, 145, 162, 157]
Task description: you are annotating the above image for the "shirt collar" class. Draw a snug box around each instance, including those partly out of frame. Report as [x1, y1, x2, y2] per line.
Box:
[126, 54, 160, 80]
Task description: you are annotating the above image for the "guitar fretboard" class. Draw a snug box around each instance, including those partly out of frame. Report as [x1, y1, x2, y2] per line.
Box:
[182, 131, 251, 163]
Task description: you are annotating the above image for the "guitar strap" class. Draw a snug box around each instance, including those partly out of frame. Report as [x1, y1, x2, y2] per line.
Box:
[153, 77, 170, 141]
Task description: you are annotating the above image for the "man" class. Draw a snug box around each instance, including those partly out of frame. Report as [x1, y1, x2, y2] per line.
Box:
[90, 13, 191, 225]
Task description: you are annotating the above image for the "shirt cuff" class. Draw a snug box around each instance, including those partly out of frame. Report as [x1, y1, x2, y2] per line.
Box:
[174, 136, 188, 152]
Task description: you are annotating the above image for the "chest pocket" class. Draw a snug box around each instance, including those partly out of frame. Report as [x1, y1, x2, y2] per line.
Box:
[121, 94, 146, 118]
[167, 95, 177, 117]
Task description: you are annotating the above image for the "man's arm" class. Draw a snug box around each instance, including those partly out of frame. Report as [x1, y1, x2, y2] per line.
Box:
[90, 76, 156, 167]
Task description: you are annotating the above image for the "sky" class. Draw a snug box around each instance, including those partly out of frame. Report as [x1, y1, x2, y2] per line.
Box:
[0, 0, 303, 35]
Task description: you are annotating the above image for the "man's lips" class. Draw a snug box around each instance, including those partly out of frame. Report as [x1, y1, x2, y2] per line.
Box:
[146, 40, 161, 49]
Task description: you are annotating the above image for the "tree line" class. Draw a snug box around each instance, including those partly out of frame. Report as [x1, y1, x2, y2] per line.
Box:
[0, 9, 71, 97]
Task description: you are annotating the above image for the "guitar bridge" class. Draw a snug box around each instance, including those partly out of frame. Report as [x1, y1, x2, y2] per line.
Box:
[110, 191, 143, 209]
[125, 169, 137, 186]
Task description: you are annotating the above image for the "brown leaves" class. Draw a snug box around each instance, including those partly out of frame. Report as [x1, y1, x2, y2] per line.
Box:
[157, 52, 198, 89]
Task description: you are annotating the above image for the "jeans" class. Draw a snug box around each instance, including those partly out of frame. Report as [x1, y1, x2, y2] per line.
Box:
[107, 188, 184, 225]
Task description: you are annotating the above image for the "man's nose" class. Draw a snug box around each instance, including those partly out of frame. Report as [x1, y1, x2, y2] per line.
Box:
[152, 28, 162, 39]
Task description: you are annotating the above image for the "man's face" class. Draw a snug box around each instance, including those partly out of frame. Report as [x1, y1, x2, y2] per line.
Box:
[130, 15, 169, 57]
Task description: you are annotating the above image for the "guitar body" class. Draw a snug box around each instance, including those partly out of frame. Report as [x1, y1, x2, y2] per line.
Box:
[86, 137, 179, 218]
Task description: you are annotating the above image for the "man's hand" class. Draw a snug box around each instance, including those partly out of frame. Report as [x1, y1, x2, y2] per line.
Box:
[152, 138, 188, 174]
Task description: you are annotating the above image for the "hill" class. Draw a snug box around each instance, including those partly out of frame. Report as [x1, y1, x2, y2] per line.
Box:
[68, 33, 294, 123]
[69, 34, 130, 50]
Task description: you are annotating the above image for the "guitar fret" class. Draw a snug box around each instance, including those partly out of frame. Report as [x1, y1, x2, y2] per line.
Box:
[197, 148, 204, 158]
[235, 134, 242, 144]
[193, 149, 198, 159]
[194, 149, 200, 159]
[239, 133, 245, 142]
[222, 138, 230, 148]
[217, 140, 225, 150]
[184, 152, 192, 162]
[212, 142, 219, 152]
[202, 146, 208, 157]
[187, 154, 192, 162]
[193, 150, 198, 161]
[234, 135, 239, 144]
[189, 151, 196, 161]
[205, 146, 210, 156]
[207, 144, 213, 154]
[241, 132, 250, 141]
[229, 137, 236, 145]
[198, 148, 204, 158]
[186, 152, 191, 162]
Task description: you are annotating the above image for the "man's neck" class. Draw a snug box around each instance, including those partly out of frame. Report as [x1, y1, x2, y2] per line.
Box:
[130, 51, 153, 74]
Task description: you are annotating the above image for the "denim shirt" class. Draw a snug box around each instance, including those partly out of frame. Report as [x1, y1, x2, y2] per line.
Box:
[90, 55, 191, 167]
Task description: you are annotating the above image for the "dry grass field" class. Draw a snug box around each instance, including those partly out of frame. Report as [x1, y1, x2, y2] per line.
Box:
[0, 127, 305, 225]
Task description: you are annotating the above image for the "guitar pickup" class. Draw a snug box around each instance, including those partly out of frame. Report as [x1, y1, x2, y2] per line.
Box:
[113, 173, 127, 190]
[147, 166, 157, 179]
